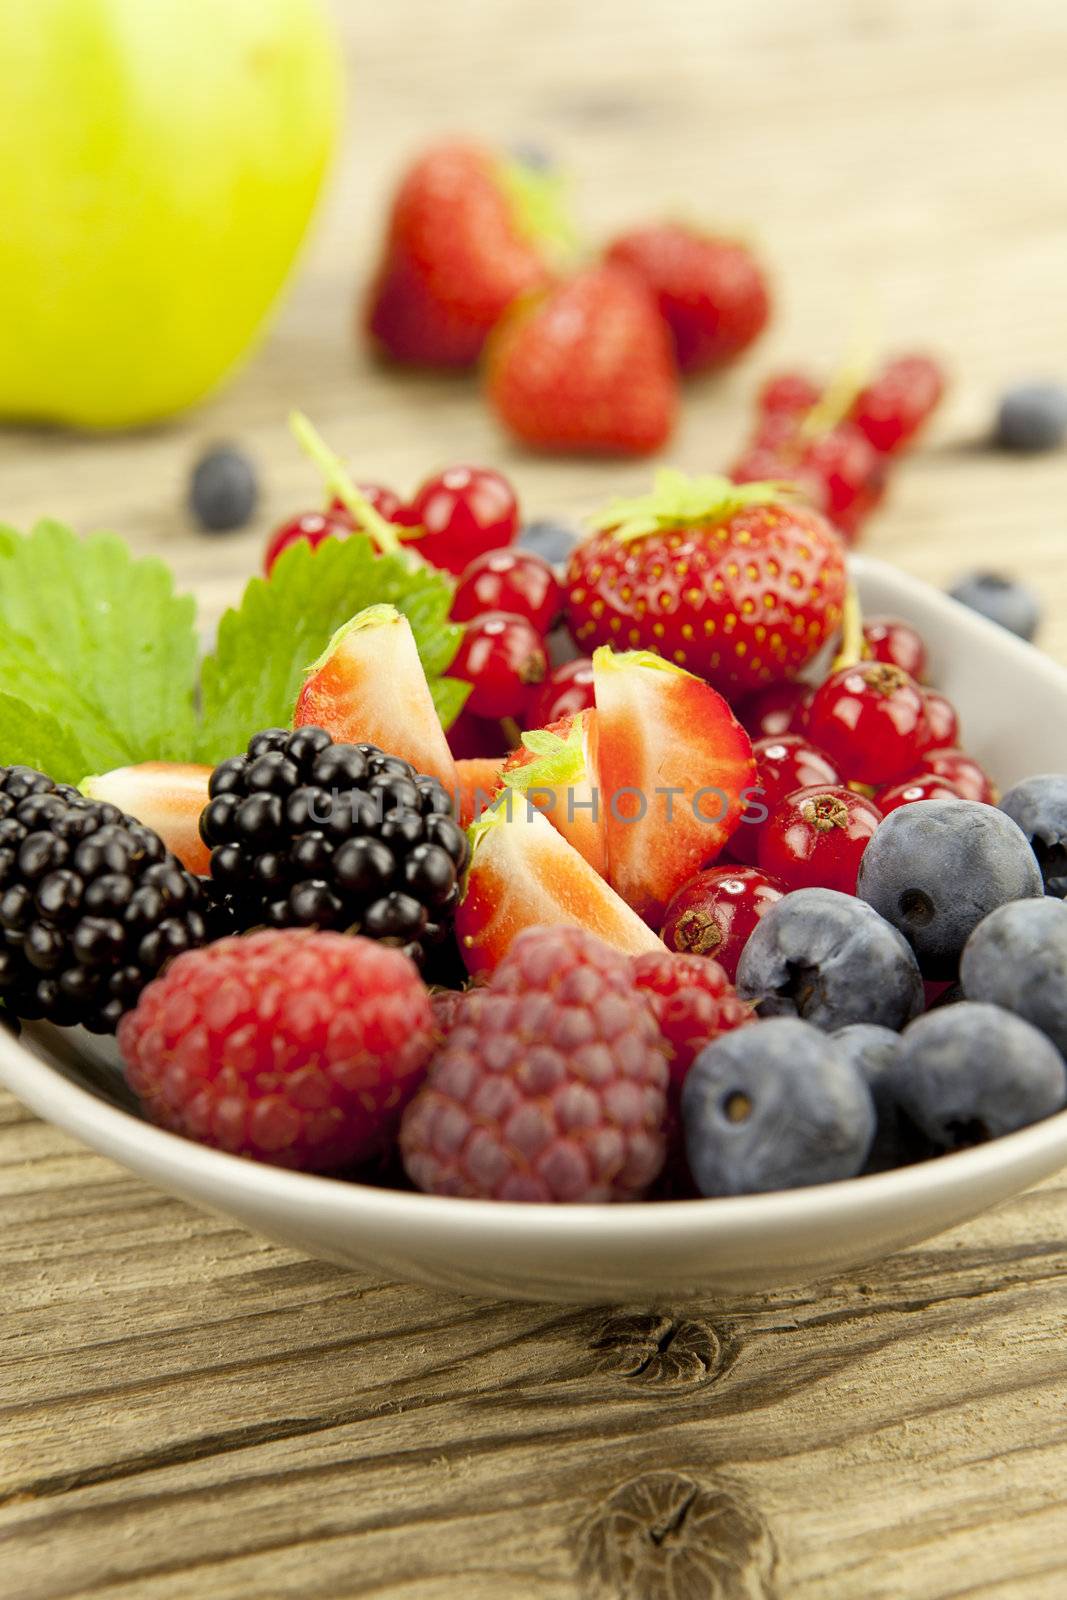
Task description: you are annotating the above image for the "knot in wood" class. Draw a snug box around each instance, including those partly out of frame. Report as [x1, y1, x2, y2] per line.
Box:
[577, 1470, 777, 1600]
[590, 1313, 722, 1388]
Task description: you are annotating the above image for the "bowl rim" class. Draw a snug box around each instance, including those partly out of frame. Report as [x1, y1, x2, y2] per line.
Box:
[3, 552, 1067, 1242]
[3, 1017, 1067, 1241]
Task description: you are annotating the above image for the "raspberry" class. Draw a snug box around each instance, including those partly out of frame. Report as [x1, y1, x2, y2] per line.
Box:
[630, 949, 752, 1096]
[630, 947, 752, 1200]
[399, 925, 669, 1202]
[119, 930, 434, 1171]
[429, 986, 468, 1037]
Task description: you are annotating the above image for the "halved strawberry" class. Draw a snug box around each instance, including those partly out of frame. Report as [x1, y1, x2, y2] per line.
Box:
[293, 604, 459, 791]
[592, 647, 756, 925]
[455, 802, 662, 977]
[499, 712, 607, 875]
[455, 755, 506, 827]
[81, 763, 212, 876]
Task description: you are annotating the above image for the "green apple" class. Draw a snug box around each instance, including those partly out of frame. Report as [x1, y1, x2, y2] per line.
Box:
[0, 0, 341, 429]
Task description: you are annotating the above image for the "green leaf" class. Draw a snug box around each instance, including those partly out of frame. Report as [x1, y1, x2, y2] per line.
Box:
[197, 534, 466, 764]
[0, 692, 89, 785]
[495, 156, 580, 266]
[0, 521, 200, 762]
[431, 675, 472, 729]
[0, 628, 129, 772]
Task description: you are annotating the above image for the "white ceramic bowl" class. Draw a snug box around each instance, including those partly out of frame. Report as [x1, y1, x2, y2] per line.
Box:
[3, 553, 1067, 1305]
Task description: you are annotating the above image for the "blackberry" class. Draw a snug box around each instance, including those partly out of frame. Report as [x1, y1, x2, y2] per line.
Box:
[200, 728, 469, 966]
[0, 765, 210, 1033]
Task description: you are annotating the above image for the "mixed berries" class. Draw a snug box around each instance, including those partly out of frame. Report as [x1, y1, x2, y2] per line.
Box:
[7, 434, 1067, 1214]
[732, 351, 944, 542]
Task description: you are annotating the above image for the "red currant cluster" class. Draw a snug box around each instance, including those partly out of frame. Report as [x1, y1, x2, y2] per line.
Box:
[660, 612, 995, 968]
[265, 456, 601, 758]
[731, 354, 945, 543]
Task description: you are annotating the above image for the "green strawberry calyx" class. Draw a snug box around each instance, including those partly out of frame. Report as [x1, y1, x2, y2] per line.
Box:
[502, 714, 589, 795]
[495, 156, 581, 267]
[588, 468, 799, 546]
[290, 411, 407, 560]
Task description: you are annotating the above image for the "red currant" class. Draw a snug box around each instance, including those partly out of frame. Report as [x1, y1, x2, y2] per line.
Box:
[863, 615, 928, 680]
[452, 548, 562, 635]
[875, 774, 965, 815]
[851, 354, 945, 456]
[732, 437, 831, 520]
[757, 372, 821, 417]
[327, 482, 406, 525]
[729, 734, 841, 865]
[805, 661, 933, 785]
[660, 865, 785, 982]
[735, 681, 814, 740]
[263, 510, 353, 575]
[450, 612, 547, 721]
[921, 690, 960, 749]
[529, 657, 595, 727]
[758, 784, 883, 894]
[801, 422, 887, 540]
[408, 466, 519, 576]
[916, 748, 997, 804]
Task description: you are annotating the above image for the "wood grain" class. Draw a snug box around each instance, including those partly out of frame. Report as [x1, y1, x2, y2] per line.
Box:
[3, 1, 1067, 1595]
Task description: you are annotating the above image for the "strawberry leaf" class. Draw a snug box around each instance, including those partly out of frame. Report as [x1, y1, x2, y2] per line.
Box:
[0, 521, 200, 766]
[0, 692, 90, 786]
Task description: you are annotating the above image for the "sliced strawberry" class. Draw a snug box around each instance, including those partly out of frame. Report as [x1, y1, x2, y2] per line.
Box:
[499, 711, 607, 875]
[82, 763, 212, 876]
[591, 647, 756, 925]
[293, 604, 459, 791]
[455, 755, 505, 827]
[455, 802, 662, 977]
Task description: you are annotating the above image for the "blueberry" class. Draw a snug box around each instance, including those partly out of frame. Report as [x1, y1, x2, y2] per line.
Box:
[189, 444, 259, 532]
[884, 1003, 1066, 1151]
[832, 1023, 914, 1172]
[948, 572, 1040, 641]
[735, 887, 923, 1032]
[961, 897, 1067, 1055]
[517, 519, 579, 567]
[994, 382, 1067, 452]
[681, 1019, 875, 1195]
[999, 774, 1067, 896]
[857, 800, 1043, 979]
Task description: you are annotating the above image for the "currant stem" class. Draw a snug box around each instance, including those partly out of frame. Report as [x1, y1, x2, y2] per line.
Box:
[831, 585, 865, 671]
[289, 411, 402, 558]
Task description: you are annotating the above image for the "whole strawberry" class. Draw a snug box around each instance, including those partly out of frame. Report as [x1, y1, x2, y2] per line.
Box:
[565, 470, 847, 696]
[485, 264, 678, 456]
[605, 222, 770, 373]
[400, 925, 669, 1201]
[364, 141, 571, 366]
[119, 931, 434, 1172]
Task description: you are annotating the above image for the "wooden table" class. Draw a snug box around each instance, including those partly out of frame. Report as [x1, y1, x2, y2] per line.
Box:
[4, 4, 1067, 1595]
